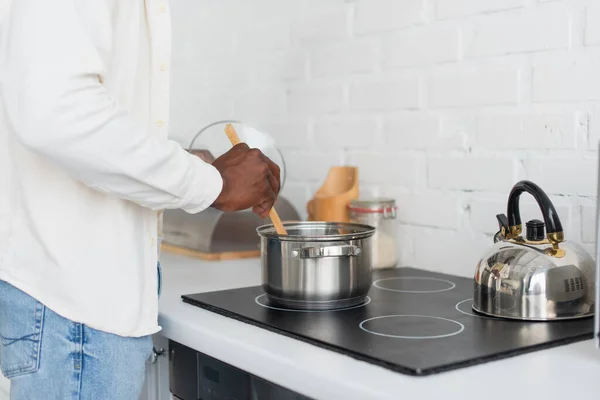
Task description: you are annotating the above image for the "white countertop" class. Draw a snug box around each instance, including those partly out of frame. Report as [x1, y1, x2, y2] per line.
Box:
[158, 252, 600, 400]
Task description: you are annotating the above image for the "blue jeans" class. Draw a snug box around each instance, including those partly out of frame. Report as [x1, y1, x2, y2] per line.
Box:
[0, 263, 162, 399]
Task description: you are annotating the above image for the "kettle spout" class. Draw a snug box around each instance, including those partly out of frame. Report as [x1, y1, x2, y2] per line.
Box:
[493, 230, 504, 243]
[495, 213, 511, 240]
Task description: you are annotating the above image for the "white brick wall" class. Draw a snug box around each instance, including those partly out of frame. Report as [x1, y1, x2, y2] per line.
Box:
[429, 68, 519, 107]
[293, 7, 349, 44]
[314, 116, 379, 148]
[385, 115, 466, 149]
[585, 4, 600, 46]
[533, 63, 600, 103]
[350, 79, 421, 110]
[524, 157, 597, 196]
[467, 5, 570, 58]
[383, 26, 460, 68]
[428, 156, 517, 192]
[436, 0, 525, 20]
[355, 0, 424, 35]
[288, 84, 345, 116]
[170, 0, 600, 277]
[474, 113, 577, 149]
[311, 40, 377, 78]
[346, 152, 426, 187]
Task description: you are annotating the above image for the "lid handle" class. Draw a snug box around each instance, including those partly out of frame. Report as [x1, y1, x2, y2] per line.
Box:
[526, 219, 545, 242]
[505, 180, 564, 252]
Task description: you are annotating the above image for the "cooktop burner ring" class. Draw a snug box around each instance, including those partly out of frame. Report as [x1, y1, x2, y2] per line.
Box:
[455, 298, 498, 320]
[254, 294, 372, 313]
[373, 277, 456, 294]
[359, 315, 465, 339]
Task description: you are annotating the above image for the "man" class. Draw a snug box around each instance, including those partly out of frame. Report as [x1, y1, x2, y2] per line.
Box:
[0, 1, 280, 399]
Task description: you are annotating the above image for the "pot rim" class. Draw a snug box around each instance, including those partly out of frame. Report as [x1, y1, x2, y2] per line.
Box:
[256, 221, 376, 242]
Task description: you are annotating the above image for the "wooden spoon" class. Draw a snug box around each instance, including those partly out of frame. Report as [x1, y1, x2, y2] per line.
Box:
[224, 123, 288, 236]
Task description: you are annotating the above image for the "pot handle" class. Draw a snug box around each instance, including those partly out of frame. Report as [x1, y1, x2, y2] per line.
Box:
[295, 245, 361, 259]
[505, 180, 564, 249]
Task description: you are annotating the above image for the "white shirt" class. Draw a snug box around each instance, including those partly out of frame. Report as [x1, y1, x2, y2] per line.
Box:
[0, 0, 223, 337]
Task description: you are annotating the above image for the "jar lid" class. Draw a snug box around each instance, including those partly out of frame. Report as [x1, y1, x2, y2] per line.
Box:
[349, 198, 396, 213]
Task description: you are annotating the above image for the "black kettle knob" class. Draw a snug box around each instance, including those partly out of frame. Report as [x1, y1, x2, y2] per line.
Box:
[526, 219, 545, 242]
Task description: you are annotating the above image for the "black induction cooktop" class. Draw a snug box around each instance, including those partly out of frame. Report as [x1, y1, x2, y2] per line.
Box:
[182, 267, 594, 376]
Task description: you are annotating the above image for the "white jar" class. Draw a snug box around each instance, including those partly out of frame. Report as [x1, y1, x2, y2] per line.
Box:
[349, 198, 398, 269]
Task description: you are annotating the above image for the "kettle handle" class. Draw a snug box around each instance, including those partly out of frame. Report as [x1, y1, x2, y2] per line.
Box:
[506, 180, 564, 242]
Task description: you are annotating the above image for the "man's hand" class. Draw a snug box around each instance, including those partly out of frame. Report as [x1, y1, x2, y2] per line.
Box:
[209, 143, 281, 218]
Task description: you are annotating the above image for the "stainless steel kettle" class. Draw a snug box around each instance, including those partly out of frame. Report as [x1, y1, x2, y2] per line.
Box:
[473, 180, 596, 321]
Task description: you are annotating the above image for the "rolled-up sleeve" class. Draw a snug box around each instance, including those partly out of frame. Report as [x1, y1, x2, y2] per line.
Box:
[0, 0, 222, 213]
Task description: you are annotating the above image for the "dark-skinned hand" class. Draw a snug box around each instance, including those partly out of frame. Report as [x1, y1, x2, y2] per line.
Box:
[208, 143, 281, 218]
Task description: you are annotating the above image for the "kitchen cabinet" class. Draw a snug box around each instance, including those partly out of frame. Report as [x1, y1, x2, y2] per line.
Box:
[0, 375, 8, 400]
[168, 339, 311, 400]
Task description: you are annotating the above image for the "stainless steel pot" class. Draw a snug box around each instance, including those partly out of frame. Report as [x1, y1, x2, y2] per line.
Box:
[256, 222, 376, 310]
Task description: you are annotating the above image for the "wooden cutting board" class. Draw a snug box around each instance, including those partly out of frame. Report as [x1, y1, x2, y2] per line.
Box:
[160, 242, 260, 261]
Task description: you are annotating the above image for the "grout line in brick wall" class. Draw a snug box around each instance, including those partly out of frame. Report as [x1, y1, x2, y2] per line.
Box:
[401, 223, 461, 234]
[516, 159, 527, 182]
[568, 4, 586, 51]
[457, 26, 465, 62]
[347, 1, 356, 38]
[422, 0, 436, 24]
[306, 117, 315, 147]
[575, 111, 589, 149]
[518, 62, 533, 109]
[458, 194, 470, 231]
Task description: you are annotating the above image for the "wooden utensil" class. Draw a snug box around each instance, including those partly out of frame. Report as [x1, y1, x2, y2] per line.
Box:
[224, 123, 288, 236]
[307, 166, 359, 223]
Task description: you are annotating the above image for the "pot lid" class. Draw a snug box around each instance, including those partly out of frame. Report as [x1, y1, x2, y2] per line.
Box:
[257, 221, 376, 241]
[188, 120, 287, 189]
